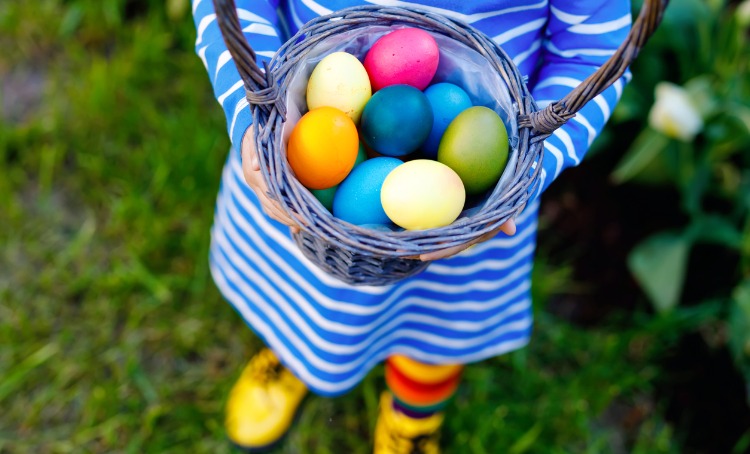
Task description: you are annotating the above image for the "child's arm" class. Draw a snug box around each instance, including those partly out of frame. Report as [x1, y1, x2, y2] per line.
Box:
[531, 0, 632, 196]
[192, 0, 283, 150]
[193, 0, 299, 228]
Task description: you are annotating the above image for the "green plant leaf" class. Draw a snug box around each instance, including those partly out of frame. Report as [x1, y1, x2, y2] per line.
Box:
[58, 4, 83, 37]
[678, 141, 705, 216]
[727, 105, 750, 135]
[684, 76, 719, 118]
[628, 232, 692, 313]
[612, 86, 647, 123]
[167, 0, 190, 21]
[686, 214, 744, 249]
[729, 280, 750, 382]
[611, 128, 671, 184]
[509, 423, 543, 454]
[0, 344, 59, 402]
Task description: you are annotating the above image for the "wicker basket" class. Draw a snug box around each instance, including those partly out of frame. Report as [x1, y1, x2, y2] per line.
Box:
[212, 0, 668, 286]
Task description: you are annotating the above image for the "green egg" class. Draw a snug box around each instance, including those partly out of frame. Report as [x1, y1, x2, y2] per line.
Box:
[355, 143, 368, 166]
[437, 106, 509, 195]
[311, 186, 337, 212]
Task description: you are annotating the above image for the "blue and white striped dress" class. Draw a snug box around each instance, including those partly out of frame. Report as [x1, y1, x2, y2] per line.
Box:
[193, 0, 631, 397]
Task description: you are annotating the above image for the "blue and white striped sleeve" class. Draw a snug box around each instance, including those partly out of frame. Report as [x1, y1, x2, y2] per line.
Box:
[192, 0, 284, 150]
[531, 0, 632, 195]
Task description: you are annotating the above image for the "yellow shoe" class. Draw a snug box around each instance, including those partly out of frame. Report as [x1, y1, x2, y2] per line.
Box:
[225, 348, 308, 451]
[374, 392, 443, 454]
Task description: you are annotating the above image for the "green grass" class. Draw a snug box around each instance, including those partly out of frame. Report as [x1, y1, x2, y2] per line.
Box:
[0, 1, 683, 452]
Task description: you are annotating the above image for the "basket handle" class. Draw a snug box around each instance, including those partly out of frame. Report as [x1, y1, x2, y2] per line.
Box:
[519, 0, 669, 138]
[212, 0, 668, 135]
[213, 0, 283, 115]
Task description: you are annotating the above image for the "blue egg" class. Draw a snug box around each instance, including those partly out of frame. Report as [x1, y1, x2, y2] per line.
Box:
[310, 144, 367, 212]
[422, 83, 473, 159]
[333, 157, 403, 225]
[360, 85, 433, 157]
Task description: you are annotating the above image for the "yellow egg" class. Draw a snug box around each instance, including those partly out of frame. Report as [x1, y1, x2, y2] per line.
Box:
[381, 160, 465, 230]
[307, 52, 372, 124]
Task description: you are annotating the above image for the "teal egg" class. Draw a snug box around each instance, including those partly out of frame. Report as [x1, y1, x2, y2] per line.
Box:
[333, 157, 402, 225]
[360, 85, 433, 157]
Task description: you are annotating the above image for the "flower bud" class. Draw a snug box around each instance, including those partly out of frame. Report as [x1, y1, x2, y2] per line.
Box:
[737, 0, 750, 28]
[648, 82, 704, 142]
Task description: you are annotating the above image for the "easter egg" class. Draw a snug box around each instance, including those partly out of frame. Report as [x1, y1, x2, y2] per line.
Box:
[360, 85, 433, 157]
[354, 142, 368, 166]
[287, 106, 359, 190]
[364, 28, 439, 91]
[311, 186, 337, 212]
[381, 159, 465, 230]
[307, 52, 372, 123]
[310, 144, 367, 212]
[333, 157, 403, 225]
[438, 106, 509, 195]
[421, 83, 473, 159]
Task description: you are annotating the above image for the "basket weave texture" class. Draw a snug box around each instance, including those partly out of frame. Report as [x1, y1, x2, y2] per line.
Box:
[213, 1, 668, 286]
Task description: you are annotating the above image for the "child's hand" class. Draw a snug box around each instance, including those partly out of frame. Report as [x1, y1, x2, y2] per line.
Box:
[417, 219, 516, 262]
[241, 127, 301, 234]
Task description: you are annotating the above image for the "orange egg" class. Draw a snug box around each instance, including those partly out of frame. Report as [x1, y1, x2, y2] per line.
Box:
[287, 107, 359, 189]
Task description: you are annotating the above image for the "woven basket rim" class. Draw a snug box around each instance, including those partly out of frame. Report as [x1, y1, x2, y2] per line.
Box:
[211, 0, 668, 282]
[250, 4, 542, 257]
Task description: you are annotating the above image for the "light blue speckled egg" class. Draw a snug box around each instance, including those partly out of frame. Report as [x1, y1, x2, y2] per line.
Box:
[333, 157, 403, 225]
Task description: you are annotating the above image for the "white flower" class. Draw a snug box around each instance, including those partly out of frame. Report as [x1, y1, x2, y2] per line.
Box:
[737, 0, 750, 28]
[648, 82, 704, 142]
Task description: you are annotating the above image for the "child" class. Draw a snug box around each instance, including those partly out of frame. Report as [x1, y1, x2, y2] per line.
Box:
[193, 0, 631, 452]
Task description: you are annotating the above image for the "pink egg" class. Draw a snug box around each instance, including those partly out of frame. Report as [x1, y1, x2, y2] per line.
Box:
[364, 28, 439, 91]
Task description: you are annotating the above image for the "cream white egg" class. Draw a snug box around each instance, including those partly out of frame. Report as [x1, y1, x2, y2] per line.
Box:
[307, 52, 372, 124]
[381, 159, 465, 230]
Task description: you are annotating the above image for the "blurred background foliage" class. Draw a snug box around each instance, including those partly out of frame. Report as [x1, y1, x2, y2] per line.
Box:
[619, 0, 750, 394]
[607, 0, 750, 404]
[0, 0, 748, 452]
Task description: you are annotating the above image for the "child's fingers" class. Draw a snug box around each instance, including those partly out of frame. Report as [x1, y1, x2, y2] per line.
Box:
[262, 199, 293, 224]
[499, 219, 516, 236]
[260, 196, 302, 233]
[241, 128, 261, 172]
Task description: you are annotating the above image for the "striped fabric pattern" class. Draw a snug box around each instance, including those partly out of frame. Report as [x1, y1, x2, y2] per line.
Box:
[194, 0, 631, 397]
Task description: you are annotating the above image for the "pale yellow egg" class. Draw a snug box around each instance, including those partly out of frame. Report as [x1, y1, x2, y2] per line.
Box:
[306, 52, 372, 124]
[381, 159, 466, 230]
